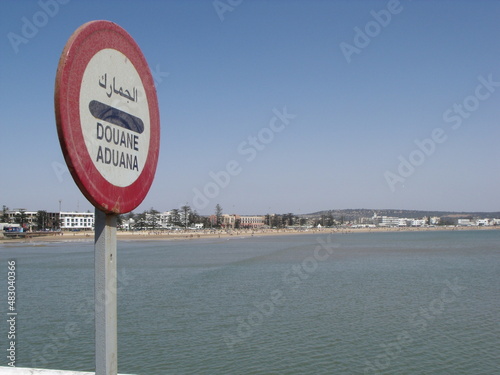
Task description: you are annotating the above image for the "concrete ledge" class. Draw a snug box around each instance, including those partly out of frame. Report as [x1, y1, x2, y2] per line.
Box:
[0, 368, 134, 375]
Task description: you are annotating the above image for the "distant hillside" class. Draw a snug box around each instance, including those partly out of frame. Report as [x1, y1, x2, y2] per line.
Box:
[302, 209, 500, 221]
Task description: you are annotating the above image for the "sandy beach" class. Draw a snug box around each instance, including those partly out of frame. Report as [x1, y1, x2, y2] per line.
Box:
[1, 225, 498, 244]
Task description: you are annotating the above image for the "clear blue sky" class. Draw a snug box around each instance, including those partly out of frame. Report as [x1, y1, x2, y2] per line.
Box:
[1, 0, 499, 215]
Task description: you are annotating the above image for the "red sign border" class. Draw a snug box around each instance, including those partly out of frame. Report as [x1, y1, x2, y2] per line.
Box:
[55, 20, 160, 214]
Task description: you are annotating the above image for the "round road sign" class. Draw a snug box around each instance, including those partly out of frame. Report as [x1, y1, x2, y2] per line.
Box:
[55, 20, 160, 214]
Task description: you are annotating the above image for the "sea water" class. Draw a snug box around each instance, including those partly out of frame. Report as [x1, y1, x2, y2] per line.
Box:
[0, 230, 498, 374]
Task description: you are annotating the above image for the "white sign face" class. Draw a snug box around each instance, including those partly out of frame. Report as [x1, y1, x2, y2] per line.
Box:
[79, 48, 151, 187]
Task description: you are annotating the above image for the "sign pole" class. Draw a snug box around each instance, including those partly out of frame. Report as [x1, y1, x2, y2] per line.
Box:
[94, 208, 117, 375]
[55, 21, 160, 375]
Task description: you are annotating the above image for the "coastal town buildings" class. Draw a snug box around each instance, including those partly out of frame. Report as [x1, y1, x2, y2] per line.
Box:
[458, 218, 500, 226]
[2, 210, 38, 231]
[1, 209, 94, 231]
[1, 209, 60, 231]
[371, 213, 431, 227]
[1, 206, 499, 233]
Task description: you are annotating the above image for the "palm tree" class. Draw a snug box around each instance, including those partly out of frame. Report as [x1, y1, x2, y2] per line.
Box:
[215, 204, 223, 228]
[170, 209, 181, 227]
[2, 206, 10, 223]
[14, 210, 27, 230]
[181, 204, 191, 229]
[134, 212, 147, 230]
[36, 210, 48, 231]
[148, 208, 160, 230]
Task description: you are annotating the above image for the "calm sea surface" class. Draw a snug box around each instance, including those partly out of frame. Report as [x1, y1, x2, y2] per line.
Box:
[0, 230, 499, 374]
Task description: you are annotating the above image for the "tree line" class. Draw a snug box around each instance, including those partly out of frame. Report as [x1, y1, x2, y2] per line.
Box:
[118, 203, 224, 230]
[2, 204, 315, 231]
[1, 206, 59, 231]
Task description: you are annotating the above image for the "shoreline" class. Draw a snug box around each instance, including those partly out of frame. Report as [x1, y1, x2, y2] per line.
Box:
[1, 225, 499, 244]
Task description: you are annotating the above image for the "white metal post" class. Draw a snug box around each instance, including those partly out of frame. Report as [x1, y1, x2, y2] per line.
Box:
[94, 209, 118, 375]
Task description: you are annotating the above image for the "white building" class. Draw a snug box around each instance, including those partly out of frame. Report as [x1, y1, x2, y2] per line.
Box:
[60, 212, 94, 230]
[372, 214, 428, 227]
[378, 216, 401, 227]
[121, 217, 135, 231]
[430, 217, 440, 225]
[476, 219, 490, 226]
[411, 219, 427, 227]
[158, 211, 171, 228]
[398, 218, 410, 227]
